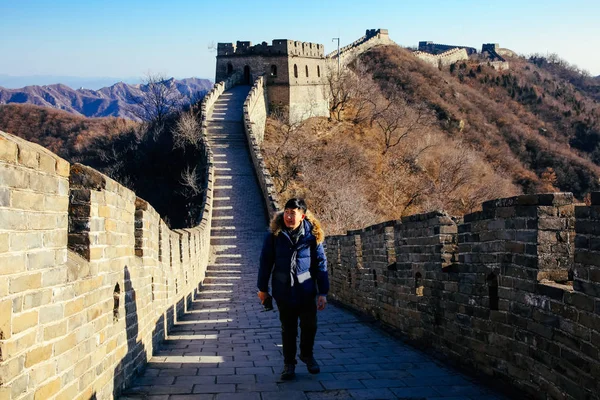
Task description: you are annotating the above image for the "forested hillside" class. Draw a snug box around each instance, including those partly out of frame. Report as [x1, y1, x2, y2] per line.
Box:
[0, 103, 137, 159]
[0, 100, 207, 228]
[262, 46, 600, 234]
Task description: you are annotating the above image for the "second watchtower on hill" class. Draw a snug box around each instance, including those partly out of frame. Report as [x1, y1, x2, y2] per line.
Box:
[216, 39, 330, 124]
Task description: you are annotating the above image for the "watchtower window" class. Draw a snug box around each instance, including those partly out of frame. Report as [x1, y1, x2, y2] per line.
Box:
[415, 272, 424, 297]
[226, 62, 233, 75]
[113, 283, 121, 322]
[317, 65, 321, 78]
[294, 64, 298, 78]
[270, 65, 277, 77]
[487, 273, 499, 310]
[305, 65, 309, 77]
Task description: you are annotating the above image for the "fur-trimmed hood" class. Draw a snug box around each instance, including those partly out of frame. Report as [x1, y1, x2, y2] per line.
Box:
[269, 210, 324, 244]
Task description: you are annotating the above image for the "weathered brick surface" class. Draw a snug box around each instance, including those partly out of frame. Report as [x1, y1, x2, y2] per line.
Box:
[321, 193, 599, 400]
[0, 128, 214, 399]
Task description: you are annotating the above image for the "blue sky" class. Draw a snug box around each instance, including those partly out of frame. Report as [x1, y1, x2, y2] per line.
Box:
[0, 0, 598, 87]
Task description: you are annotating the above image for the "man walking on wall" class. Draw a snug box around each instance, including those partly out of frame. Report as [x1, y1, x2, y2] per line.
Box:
[257, 198, 329, 380]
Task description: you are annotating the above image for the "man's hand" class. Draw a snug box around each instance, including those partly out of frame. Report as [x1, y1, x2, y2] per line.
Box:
[317, 295, 327, 311]
[257, 291, 269, 304]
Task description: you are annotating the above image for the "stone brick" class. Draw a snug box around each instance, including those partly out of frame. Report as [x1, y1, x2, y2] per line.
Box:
[27, 250, 56, 271]
[0, 209, 27, 230]
[12, 296, 22, 313]
[44, 195, 68, 212]
[0, 278, 7, 297]
[44, 320, 68, 341]
[0, 298, 12, 340]
[34, 377, 61, 400]
[22, 290, 52, 310]
[0, 232, 8, 253]
[38, 304, 64, 324]
[0, 187, 9, 207]
[17, 145, 39, 168]
[9, 232, 43, 252]
[55, 382, 79, 400]
[28, 173, 59, 194]
[12, 190, 45, 211]
[12, 309, 38, 334]
[29, 213, 60, 230]
[41, 267, 67, 287]
[38, 153, 56, 174]
[56, 158, 70, 177]
[9, 273, 42, 294]
[0, 165, 29, 189]
[64, 297, 85, 317]
[0, 137, 18, 163]
[0, 387, 10, 399]
[29, 360, 57, 387]
[43, 229, 67, 248]
[25, 344, 53, 367]
[9, 371, 28, 398]
[0, 253, 26, 275]
[54, 333, 77, 356]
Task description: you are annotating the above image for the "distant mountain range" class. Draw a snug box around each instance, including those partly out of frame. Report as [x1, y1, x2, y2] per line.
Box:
[0, 78, 213, 120]
[0, 74, 143, 90]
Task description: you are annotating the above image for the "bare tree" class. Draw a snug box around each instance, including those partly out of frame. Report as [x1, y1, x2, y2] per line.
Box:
[350, 67, 380, 125]
[373, 94, 431, 155]
[261, 111, 310, 194]
[173, 110, 201, 150]
[326, 65, 357, 121]
[180, 165, 202, 196]
[129, 73, 183, 125]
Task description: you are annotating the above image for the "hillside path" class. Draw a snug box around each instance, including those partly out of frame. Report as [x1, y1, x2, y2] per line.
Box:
[119, 86, 507, 400]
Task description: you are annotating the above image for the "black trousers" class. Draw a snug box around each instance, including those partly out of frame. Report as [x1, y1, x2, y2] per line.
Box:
[276, 299, 317, 365]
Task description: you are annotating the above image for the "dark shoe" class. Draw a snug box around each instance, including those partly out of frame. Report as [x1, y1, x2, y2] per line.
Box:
[280, 364, 296, 380]
[299, 354, 320, 374]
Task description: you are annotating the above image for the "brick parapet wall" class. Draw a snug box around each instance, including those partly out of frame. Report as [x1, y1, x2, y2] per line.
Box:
[418, 42, 477, 56]
[242, 76, 280, 220]
[326, 29, 396, 66]
[413, 48, 470, 68]
[0, 129, 214, 400]
[325, 193, 599, 399]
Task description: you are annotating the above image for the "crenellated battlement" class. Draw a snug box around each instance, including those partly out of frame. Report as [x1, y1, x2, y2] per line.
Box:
[418, 41, 477, 56]
[326, 28, 393, 60]
[217, 39, 324, 58]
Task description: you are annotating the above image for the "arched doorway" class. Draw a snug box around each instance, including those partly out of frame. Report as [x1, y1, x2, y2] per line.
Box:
[244, 65, 251, 84]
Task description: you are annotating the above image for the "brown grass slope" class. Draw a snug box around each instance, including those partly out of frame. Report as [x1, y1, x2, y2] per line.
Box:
[361, 46, 600, 197]
[0, 103, 137, 160]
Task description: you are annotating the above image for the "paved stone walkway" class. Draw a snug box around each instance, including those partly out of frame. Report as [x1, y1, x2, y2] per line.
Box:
[120, 87, 507, 400]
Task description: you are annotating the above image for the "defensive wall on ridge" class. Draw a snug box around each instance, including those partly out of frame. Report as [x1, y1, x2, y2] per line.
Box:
[326, 29, 396, 66]
[413, 48, 470, 68]
[418, 41, 478, 56]
[415, 42, 511, 70]
[0, 85, 217, 399]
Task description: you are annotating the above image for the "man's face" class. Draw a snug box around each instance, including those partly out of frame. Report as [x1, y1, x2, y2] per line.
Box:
[284, 208, 305, 230]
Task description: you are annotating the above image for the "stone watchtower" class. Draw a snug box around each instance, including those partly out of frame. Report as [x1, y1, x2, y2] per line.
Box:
[215, 39, 330, 123]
